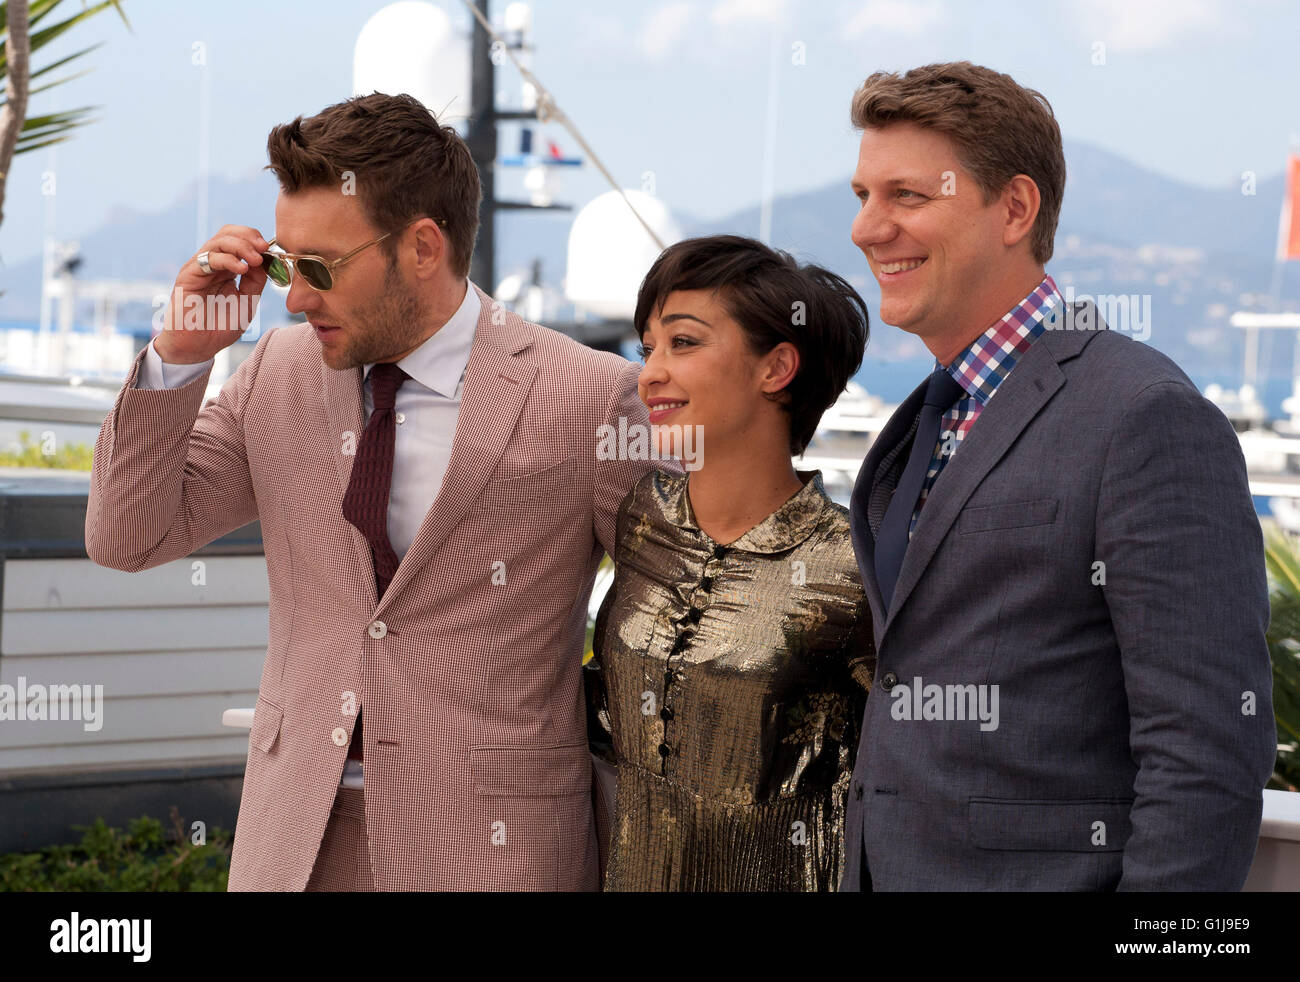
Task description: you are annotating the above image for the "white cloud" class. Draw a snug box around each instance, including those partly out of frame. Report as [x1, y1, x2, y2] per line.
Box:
[1066, 0, 1229, 52]
[844, 0, 947, 39]
[711, 0, 787, 26]
[640, 2, 697, 61]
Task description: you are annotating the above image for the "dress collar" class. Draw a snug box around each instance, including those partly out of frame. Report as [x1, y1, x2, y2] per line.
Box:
[664, 469, 830, 554]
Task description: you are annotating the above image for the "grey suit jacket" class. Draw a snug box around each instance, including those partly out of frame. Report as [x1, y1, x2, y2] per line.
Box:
[842, 303, 1276, 891]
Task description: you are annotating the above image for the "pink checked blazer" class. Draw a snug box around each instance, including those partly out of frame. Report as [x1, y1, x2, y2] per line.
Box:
[85, 285, 673, 890]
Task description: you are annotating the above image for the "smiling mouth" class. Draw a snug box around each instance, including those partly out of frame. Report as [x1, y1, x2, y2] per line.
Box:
[649, 400, 688, 421]
[879, 258, 928, 275]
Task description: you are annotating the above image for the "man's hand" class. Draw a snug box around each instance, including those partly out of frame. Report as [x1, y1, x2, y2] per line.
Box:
[155, 225, 271, 365]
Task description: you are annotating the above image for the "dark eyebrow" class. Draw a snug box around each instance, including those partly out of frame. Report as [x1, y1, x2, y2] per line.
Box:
[660, 312, 712, 328]
[852, 176, 936, 192]
[274, 239, 328, 256]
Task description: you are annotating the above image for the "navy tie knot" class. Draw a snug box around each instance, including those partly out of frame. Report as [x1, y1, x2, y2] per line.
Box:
[924, 367, 965, 411]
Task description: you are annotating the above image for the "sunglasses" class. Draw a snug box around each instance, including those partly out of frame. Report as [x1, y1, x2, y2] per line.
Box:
[260, 216, 445, 291]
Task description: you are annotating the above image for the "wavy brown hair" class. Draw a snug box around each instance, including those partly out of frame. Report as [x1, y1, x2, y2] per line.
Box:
[851, 61, 1065, 264]
[265, 93, 481, 277]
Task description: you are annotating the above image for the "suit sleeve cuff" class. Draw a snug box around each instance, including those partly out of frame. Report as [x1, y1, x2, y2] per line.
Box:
[136, 338, 214, 390]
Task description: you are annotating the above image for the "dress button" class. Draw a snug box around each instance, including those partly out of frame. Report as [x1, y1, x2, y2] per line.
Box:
[881, 671, 898, 691]
[658, 743, 671, 757]
[395, 412, 406, 424]
[660, 707, 674, 721]
[331, 727, 348, 747]
[368, 620, 387, 639]
[713, 546, 728, 559]
[688, 607, 702, 623]
[700, 576, 712, 592]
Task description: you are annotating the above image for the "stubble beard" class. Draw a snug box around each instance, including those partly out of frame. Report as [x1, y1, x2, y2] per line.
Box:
[329, 263, 429, 370]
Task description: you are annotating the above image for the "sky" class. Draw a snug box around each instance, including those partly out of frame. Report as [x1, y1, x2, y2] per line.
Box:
[2, 0, 1299, 269]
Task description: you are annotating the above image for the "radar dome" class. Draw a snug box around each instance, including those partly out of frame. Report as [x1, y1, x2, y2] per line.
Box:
[354, 2, 469, 127]
[566, 190, 681, 320]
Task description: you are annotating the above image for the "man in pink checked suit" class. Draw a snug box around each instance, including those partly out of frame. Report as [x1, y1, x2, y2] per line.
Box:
[85, 93, 674, 890]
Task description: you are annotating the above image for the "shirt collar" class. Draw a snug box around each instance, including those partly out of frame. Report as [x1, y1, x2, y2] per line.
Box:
[666, 469, 831, 554]
[363, 279, 480, 397]
[942, 274, 1061, 406]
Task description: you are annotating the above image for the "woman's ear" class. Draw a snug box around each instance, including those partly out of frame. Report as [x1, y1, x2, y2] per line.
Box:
[761, 341, 800, 396]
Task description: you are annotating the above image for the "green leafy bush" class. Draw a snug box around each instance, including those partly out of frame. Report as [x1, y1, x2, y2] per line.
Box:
[0, 429, 94, 470]
[0, 808, 230, 891]
[1264, 524, 1300, 791]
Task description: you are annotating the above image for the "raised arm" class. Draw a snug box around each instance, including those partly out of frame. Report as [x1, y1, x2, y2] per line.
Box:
[86, 226, 276, 571]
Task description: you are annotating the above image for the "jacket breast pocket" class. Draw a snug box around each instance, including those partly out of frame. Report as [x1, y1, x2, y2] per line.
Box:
[473, 454, 578, 512]
[957, 496, 1058, 534]
[249, 695, 285, 755]
[968, 797, 1134, 852]
[470, 743, 592, 797]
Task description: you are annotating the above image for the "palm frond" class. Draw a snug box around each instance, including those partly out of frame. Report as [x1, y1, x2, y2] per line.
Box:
[0, 0, 128, 166]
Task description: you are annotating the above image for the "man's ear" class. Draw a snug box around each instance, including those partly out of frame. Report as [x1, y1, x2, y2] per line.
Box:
[410, 218, 448, 279]
[1001, 174, 1041, 250]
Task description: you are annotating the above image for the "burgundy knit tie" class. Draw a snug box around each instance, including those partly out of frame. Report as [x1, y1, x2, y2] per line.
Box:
[341, 361, 408, 761]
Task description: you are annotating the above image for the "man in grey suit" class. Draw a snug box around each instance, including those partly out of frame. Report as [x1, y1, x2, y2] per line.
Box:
[841, 61, 1276, 891]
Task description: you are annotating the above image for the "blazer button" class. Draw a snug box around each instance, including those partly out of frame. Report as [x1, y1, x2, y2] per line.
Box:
[368, 620, 387, 639]
[881, 671, 898, 691]
[854, 782, 864, 800]
[658, 743, 671, 757]
[331, 727, 348, 747]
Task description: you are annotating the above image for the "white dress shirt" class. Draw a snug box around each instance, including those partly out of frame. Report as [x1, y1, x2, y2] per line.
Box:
[137, 280, 480, 560]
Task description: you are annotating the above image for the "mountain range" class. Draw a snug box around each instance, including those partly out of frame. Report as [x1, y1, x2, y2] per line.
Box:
[2, 138, 1295, 378]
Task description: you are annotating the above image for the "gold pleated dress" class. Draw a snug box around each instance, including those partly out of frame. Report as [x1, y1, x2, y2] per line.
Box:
[588, 468, 875, 891]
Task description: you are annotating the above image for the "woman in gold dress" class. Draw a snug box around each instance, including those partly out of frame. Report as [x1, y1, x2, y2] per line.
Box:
[587, 235, 875, 891]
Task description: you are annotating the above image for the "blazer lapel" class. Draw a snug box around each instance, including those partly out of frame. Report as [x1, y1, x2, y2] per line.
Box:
[850, 375, 928, 634]
[880, 332, 1069, 638]
[322, 353, 375, 600]
[376, 286, 538, 613]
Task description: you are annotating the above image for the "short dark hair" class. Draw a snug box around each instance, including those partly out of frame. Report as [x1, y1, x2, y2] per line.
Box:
[634, 235, 868, 456]
[851, 61, 1065, 264]
[265, 92, 481, 277]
